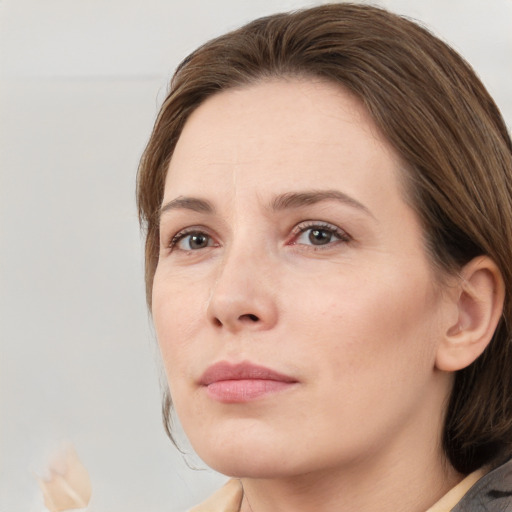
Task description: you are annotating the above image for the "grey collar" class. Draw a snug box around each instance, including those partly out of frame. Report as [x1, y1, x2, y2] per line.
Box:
[452, 458, 512, 511]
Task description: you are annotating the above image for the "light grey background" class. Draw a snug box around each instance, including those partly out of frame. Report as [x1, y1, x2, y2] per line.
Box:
[1, 1, 511, 511]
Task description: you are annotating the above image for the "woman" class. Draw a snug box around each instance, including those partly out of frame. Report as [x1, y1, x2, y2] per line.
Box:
[137, 4, 512, 511]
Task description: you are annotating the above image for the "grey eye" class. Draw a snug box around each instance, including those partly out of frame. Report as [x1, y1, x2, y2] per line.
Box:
[308, 228, 333, 245]
[295, 226, 342, 246]
[174, 232, 213, 250]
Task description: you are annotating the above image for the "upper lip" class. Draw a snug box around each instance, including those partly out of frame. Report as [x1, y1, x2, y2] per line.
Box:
[199, 361, 298, 385]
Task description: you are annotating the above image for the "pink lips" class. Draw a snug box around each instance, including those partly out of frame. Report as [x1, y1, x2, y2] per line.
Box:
[200, 362, 298, 403]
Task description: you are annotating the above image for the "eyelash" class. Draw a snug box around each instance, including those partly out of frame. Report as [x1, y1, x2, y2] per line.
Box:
[167, 221, 351, 252]
[290, 221, 351, 248]
[169, 227, 216, 251]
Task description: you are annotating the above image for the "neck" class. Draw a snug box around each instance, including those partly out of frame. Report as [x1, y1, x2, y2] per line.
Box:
[240, 447, 461, 512]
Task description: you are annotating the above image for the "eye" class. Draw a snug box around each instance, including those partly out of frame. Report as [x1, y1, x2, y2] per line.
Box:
[292, 222, 350, 247]
[170, 230, 215, 251]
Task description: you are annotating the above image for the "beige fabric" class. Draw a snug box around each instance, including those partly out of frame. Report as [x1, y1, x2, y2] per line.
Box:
[189, 479, 243, 512]
[190, 468, 488, 512]
[37, 444, 92, 512]
[425, 467, 487, 512]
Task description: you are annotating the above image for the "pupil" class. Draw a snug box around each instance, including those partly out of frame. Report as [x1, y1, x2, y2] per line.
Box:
[309, 229, 331, 245]
[190, 234, 208, 249]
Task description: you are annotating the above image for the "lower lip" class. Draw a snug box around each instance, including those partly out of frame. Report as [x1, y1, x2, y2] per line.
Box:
[205, 379, 296, 403]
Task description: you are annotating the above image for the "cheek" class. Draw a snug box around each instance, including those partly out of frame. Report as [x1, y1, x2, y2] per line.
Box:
[281, 275, 444, 457]
[152, 269, 207, 380]
[288, 267, 441, 386]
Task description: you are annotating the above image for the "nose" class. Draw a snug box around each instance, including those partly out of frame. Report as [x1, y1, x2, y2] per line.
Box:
[206, 244, 278, 333]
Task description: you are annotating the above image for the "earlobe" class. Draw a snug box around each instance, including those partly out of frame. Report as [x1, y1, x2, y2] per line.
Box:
[435, 256, 505, 372]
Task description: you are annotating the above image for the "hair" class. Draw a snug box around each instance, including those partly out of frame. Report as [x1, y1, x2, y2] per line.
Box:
[137, 3, 512, 475]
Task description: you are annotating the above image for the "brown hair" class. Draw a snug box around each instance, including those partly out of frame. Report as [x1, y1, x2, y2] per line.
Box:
[137, 3, 512, 474]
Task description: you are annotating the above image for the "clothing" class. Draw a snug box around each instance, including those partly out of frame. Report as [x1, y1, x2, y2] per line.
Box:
[189, 458, 512, 512]
[189, 479, 242, 512]
[451, 458, 512, 511]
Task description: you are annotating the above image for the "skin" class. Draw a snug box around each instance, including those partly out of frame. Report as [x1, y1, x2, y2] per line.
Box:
[152, 79, 463, 511]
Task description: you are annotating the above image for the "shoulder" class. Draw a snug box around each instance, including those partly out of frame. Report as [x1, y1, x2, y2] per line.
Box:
[452, 458, 512, 511]
[188, 479, 243, 512]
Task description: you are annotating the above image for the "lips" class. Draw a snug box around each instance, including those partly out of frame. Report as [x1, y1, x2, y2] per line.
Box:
[199, 361, 298, 403]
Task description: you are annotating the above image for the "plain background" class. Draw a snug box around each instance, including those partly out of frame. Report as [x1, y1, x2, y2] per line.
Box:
[1, 1, 511, 511]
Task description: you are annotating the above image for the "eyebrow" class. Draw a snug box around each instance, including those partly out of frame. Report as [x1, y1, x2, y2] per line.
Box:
[270, 190, 374, 217]
[159, 189, 373, 220]
[159, 196, 215, 218]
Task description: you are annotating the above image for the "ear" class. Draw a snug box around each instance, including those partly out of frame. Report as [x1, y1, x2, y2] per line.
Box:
[435, 256, 505, 372]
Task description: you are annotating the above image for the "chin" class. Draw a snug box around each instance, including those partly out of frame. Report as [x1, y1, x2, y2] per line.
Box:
[188, 429, 301, 478]
[189, 430, 347, 480]
[201, 451, 299, 479]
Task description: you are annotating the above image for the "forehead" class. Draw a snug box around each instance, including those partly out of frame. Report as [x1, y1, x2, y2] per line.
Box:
[165, 78, 404, 205]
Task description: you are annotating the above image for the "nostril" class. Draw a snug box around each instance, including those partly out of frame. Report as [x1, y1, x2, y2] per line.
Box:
[212, 314, 259, 327]
[240, 313, 259, 322]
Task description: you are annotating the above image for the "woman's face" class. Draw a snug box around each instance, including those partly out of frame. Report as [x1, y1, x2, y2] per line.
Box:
[152, 79, 455, 478]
